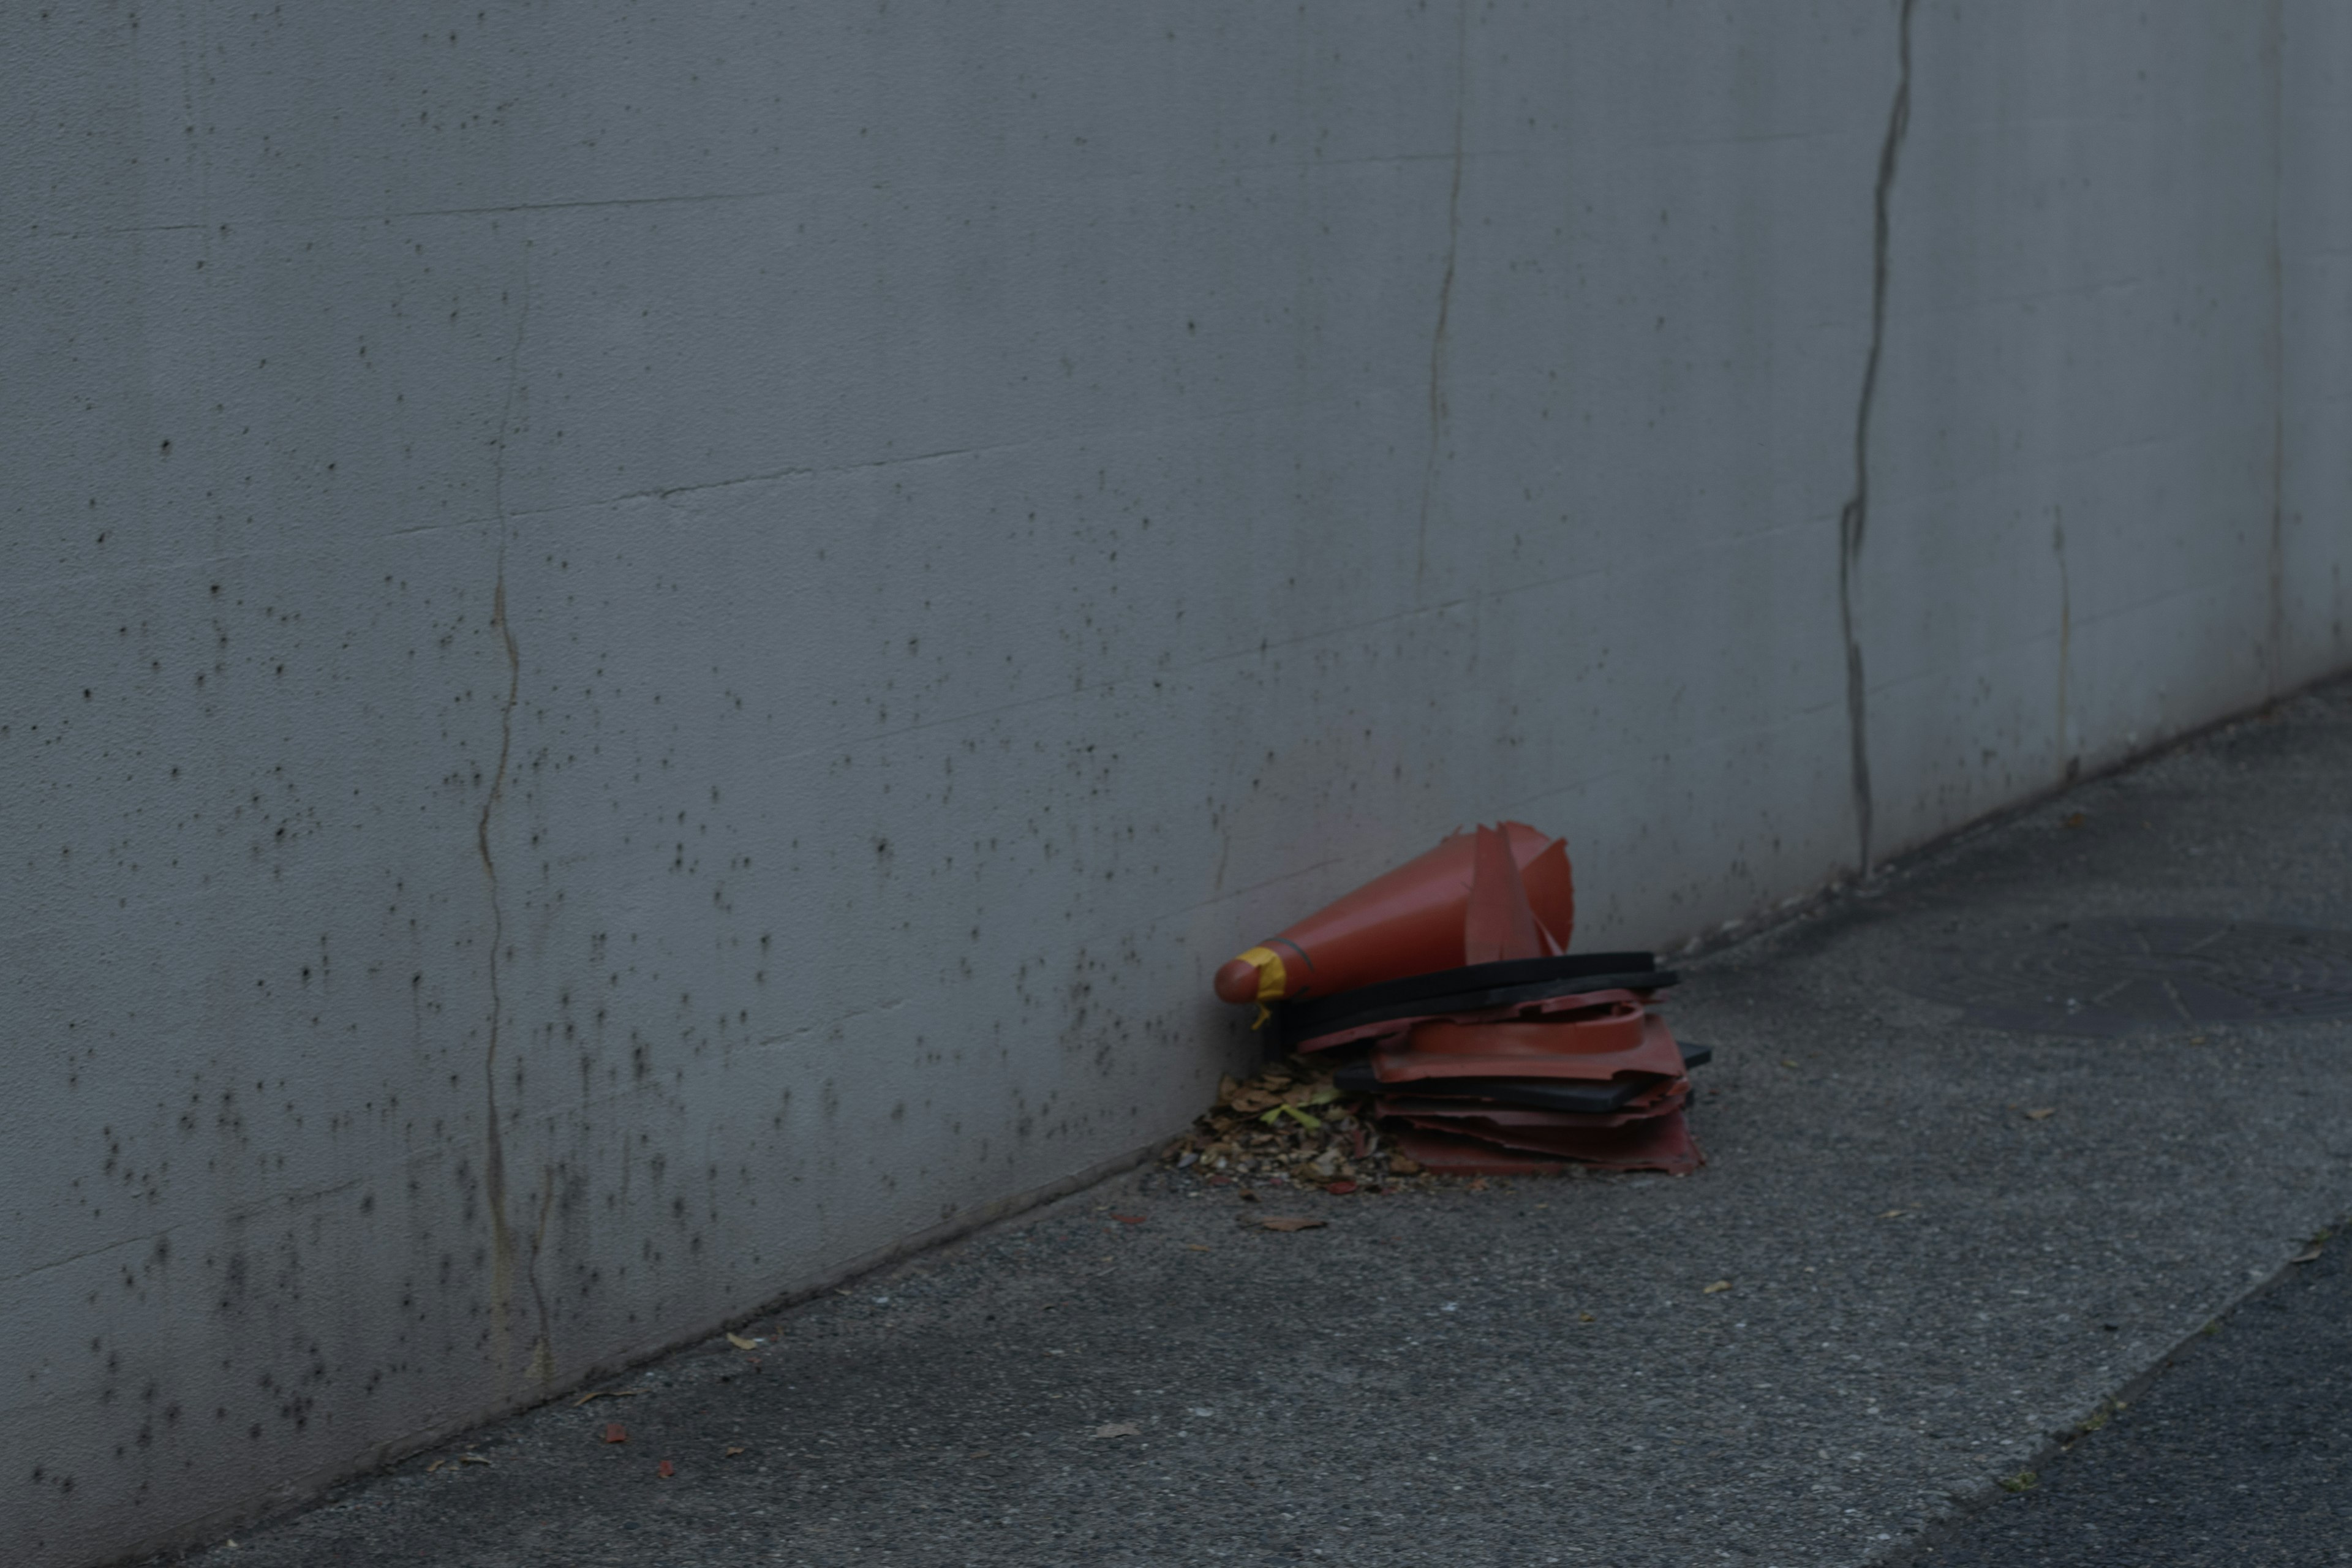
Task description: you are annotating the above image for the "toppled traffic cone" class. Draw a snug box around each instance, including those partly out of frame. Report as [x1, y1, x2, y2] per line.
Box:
[1213, 823, 1574, 1009]
[1213, 823, 1706, 1176]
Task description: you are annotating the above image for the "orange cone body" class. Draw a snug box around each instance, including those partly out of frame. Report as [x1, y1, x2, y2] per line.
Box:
[1213, 822, 1575, 1006]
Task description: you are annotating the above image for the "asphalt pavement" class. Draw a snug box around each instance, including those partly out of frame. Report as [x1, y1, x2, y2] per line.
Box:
[154, 678, 2352, 1567]
[1915, 1210, 2352, 1566]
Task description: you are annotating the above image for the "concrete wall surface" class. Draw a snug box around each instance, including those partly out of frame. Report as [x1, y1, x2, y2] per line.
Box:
[4, 4, 2345, 1561]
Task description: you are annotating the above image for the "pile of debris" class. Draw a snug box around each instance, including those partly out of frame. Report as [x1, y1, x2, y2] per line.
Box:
[1207, 822, 1708, 1177]
[1167, 1055, 1422, 1189]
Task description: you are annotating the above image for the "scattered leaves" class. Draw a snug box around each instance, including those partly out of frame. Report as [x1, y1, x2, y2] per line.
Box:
[726, 1332, 759, 1351]
[1167, 1056, 1415, 1186]
[1780, 1058, 1799, 1069]
[2024, 1107, 2057, 1121]
[1325, 1180, 1358, 1196]
[1091, 1422, 1141, 1440]
[724, 1446, 746, 1458]
[1879, 1208, 1910, 1219]
[1702, 1280, 1733, 1295]
[656, 1459, 676, 1479]
[2291, 1244, 2323, 1265]
[1997, 1471, 2038, 1494]
[1256, 1216, 1329, 1233]
[601, 1423, 629, 1445]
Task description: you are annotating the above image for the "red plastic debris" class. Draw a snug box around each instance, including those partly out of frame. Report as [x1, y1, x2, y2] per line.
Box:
[1215, 821, 1708, 1178]
[1370, 1010, 1686, 1084]
[1292, 980, 1663, 1054]
[1384, 1129, 1577, 1177]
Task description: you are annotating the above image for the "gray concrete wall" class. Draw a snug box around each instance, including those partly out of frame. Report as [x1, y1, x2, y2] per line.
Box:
[3, 4, 2343, 1562]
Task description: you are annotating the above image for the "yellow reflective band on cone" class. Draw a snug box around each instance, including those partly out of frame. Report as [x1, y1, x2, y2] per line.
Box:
[1232, 944, 1287, 1030]
[1235, 945, 1287, 1001]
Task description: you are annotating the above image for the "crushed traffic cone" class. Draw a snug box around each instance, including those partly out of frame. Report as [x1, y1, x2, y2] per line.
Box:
[1214, 822, 1711, 1177]
[1212, 823, 1574, 1009]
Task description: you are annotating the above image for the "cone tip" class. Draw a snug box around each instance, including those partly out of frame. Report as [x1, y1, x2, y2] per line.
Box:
[1213, 957, 1262, 1004]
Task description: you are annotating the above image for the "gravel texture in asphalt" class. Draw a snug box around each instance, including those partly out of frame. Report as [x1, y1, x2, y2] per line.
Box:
[154, 680, 2352, 1567]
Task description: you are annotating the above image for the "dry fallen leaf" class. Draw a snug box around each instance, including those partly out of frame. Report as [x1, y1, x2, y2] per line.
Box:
[1780, 1058, 1800, 1069]
[1325, 1180, 1358, 1196]
[1184, 1244, 1213, 1253]
[2025, 1107, 2057, 1121]
[1702, 1280, 1733, 1295]
[601, 1423, 628, 1445]
[724, 1446, 747, 1458]
[726, 1332, 759, 1351]
[1110, 1213, 1148, 1225]
[656, 1459, 676, 1479]
[573, 1387, 648, 1407]
[1091, 1422, 1141, 1440]
[1879, 1208, 1910, 1219]
[2291, 1245, 2324, 1264]
[1257, 1217, 1328, 1233]
[1388, 1157, 1424, 1177]
[424, 1458, 445, 1474]
[1577, 1312, 1597, 1323]
[459, 1455, 490, 1467]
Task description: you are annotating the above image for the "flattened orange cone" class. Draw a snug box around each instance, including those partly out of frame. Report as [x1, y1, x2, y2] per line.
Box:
[1213, 822, 1575, 1006]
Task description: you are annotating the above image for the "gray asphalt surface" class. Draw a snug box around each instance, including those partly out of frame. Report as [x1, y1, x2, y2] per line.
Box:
[1918, 1218, 2352, 1566]
[157, 679, 2352, 1567]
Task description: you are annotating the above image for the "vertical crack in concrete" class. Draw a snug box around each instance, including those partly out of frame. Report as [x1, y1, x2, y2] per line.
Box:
[1836, 0, 1914, 878]
[1414, 0, 1470, 586]
[2264, 0, 2286, 698]
[478, 268, 533, 1387]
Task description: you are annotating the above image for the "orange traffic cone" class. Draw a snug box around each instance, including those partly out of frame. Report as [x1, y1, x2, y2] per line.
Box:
[1213, 823, 1574, 1008]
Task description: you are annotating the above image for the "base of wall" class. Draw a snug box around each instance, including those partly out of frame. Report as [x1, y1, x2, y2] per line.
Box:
[97, 1137, 1168, 1568]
